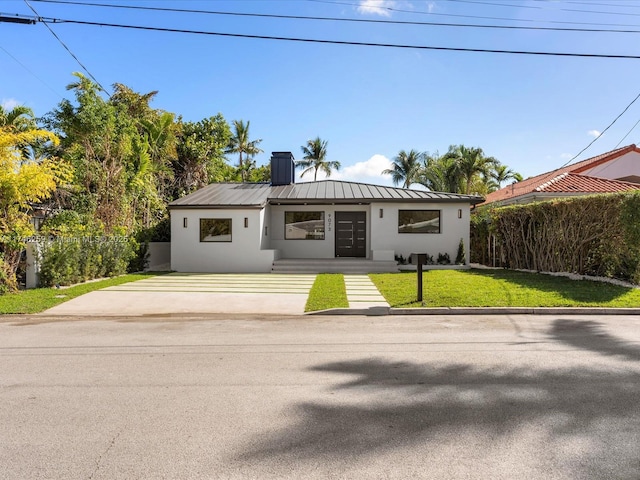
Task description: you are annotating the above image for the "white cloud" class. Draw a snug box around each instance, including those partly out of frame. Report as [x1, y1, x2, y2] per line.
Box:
[357, 0, 395, 17]
[588, 129, 601, 138]
[297, 154, 394, 185]
[1, 98, 20, 110]
[560, 153, 573, 160]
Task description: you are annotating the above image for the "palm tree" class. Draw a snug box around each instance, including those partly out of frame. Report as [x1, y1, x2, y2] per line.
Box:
[226, 120, 263, 182]
[0, 105, 36, 132]
[382, 149, 423, 188]
[297, 137, 341, 181]
[443, 145, 497, 195]
[419, 155, 463, 193]
[490, 163, 523, 190]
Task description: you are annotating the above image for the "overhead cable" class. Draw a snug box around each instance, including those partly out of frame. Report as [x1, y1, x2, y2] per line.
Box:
[25, 0, 640, 34]
[7, 15, 640, 59]
[23, 0, 107, 93]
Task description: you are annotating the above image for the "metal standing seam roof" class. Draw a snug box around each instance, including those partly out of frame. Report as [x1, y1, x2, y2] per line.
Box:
[168, 180, 483, 208]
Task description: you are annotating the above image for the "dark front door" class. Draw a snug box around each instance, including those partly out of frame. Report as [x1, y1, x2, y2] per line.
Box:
[335, 212, 366, 257]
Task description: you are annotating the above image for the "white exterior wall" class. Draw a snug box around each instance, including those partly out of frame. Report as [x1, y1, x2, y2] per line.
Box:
[269, 204, 369, 259]
[582, 151, 640, 180]
[170, 208, 276, 272]
[370, 202, 470, 264]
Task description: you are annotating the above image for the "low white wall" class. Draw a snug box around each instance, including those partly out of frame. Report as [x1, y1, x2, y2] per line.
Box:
[146, 242, 171, 271]
[25, 242, 39, 289]
[170, 208, 276, 272]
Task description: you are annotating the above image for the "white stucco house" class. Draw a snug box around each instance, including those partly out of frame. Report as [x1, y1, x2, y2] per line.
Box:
[168, 152, 483, 273]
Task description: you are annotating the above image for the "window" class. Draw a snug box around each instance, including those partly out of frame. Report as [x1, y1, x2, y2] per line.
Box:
[285, 211, 325, 240]
[398, 210, 440, 234]
[200, 218, 232, 242]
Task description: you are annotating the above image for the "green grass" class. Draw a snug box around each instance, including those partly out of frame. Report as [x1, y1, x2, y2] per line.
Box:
[305, 273, 349, 312]
[370, 269, 640, 308]
[0, 273, 161, 314]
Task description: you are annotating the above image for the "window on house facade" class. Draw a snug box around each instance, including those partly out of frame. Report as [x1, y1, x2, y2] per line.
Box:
[285, 211, 325, 240]
[200, 218, 232, 242]
[398, 210, 440, 234]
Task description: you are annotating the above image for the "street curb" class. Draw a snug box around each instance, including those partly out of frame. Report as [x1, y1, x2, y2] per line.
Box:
[309, 307, 640, 316]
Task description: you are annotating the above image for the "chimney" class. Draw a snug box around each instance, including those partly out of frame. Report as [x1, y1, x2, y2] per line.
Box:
[270, 151, 296, 186]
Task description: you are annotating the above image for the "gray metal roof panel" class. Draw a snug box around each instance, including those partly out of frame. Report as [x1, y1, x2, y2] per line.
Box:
[169, 180, 483, 207]
[169, 183, 271, 208]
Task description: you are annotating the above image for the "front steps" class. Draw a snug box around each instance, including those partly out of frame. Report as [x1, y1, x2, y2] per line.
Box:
[271, 258, 400, 274]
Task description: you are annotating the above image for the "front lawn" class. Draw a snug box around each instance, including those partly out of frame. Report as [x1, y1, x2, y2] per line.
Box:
[370, 269, 640, 308]
[0, 273, 161, 315]
[305, 274, 349, 312]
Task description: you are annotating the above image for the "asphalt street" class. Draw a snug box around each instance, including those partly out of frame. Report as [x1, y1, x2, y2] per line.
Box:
[1, 313, 639, 479]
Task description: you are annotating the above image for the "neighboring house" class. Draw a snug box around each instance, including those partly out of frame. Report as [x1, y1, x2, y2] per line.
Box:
[482, 144, 640, 207]
[168, 152, 483, 273]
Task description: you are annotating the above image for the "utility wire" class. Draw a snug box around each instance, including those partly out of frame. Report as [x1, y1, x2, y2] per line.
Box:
[615, 118, 640, 148]
[310, 0, 640, 26]
[10, 15, 640, 59]
[562, 91, 640, 166]
[26, 0, 640, 34]
[23, 0, 107, 93]
[0, 45, 63, 97]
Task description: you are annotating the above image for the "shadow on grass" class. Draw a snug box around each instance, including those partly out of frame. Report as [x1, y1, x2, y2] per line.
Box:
[463, 269, 630, 303]
[238, 355, 640, 477]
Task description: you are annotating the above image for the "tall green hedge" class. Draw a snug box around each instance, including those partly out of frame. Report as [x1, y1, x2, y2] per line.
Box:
[37, 236, 135, 287]
[471, 191, 640, 284]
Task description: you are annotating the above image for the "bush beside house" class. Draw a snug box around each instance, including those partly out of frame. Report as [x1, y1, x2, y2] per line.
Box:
[471, 191, 640, 284]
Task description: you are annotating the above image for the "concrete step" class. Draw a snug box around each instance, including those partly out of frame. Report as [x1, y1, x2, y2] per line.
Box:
[271, 259, 399, 274]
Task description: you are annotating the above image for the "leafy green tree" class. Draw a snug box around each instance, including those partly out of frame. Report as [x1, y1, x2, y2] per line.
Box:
[172, 115, 232, 196]
[382, 149, 423, 188]
[490, 163, 523, 189]
[297, 137, 341, 181]
[0, 105, 36, 131]
[419, 154, 463, 193]
[443, 145, 497, 195]
[226, 120, 263, 182]
[0, 126, 70, 291]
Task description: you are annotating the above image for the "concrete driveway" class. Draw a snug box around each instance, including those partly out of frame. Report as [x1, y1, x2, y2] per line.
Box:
[42, 273, 317, 316]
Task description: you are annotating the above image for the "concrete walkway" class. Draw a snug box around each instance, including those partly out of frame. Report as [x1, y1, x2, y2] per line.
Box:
[42, 273, 316, 316]
[344, 275, 390, 309]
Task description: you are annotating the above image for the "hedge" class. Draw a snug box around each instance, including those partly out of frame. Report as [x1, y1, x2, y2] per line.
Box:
[471, 191, 640, 284]
[37, 236, 135, 287]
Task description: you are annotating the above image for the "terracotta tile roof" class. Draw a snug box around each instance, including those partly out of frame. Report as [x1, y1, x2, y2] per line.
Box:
[534, 172, 640, 193]
[482, 144, 640, 205]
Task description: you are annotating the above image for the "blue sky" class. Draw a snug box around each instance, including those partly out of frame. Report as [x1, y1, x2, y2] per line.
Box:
[2, 0, 640, 186]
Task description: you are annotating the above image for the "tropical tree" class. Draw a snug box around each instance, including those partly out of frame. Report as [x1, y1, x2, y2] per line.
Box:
[0, 126, 70, 291]
[44, 73, 141, 232]
[172, 115, 232, 196]
[443, 145, 497, 195]
[382, 149, 423, 188]
[297, 137, 341, 181]
[419, 154, 463, 193]
[0, 105, 36, 132]
[490, 163, 523, 189]
[226, 120, 263, 182]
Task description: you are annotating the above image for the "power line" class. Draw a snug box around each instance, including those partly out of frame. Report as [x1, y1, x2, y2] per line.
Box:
[7, 14, 640, 59]
[310, 0, 640, 27]
[23, 0, 107, 93]
[26, 0, 640, 34]
[615, 118, 640, 149]
[563, 91, 640, 166]
[0, 45, 63, 97]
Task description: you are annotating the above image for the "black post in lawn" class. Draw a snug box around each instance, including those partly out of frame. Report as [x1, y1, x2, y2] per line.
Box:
[410, 253, 427, 303]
